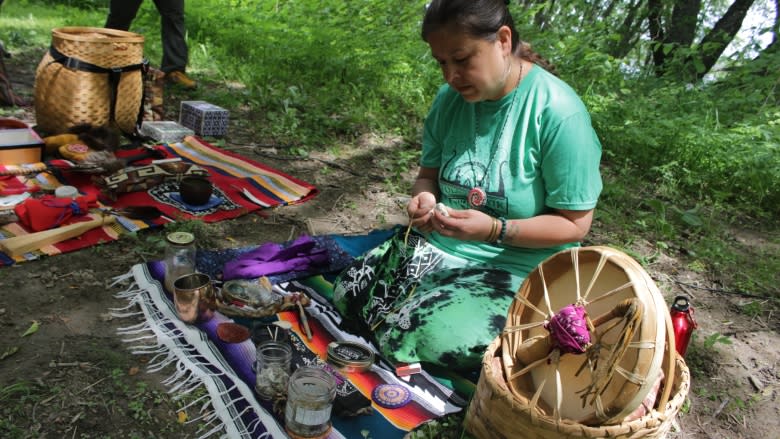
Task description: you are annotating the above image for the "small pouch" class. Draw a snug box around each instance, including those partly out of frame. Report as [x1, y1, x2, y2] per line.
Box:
[58, 143, 94, 162]
[13, 193, 98, 231]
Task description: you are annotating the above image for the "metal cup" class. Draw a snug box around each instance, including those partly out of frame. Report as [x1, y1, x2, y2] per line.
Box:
[172, 273, 215, 324]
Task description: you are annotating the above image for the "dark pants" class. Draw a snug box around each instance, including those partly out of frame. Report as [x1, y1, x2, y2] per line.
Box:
[105, 0, 188, 73]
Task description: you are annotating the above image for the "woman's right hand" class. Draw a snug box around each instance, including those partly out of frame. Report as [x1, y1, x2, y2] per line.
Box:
[407, 191, 437, 233]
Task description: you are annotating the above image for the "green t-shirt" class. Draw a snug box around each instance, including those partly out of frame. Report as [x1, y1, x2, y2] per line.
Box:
[421, 65, 603, 275]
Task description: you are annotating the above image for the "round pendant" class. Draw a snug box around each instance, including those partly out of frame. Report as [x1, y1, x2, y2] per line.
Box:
[468, 187, 487, 208]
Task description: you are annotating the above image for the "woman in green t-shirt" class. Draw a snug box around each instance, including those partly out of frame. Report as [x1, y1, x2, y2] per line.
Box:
[333, 0, 602, 371]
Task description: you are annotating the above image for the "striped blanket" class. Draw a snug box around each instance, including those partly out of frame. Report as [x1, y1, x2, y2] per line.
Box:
[0, 137, 318, 266]
[99, 137, 319, 222]
[112, 232, 467, 438]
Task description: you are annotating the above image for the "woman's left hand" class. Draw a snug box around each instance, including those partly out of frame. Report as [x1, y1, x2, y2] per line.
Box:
[431, 207, 496, 242]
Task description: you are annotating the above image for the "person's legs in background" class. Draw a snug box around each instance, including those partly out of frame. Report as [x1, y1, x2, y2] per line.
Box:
[105, 0, 144, 31]
[154, 0, 196, 89]
[107, 0, 196, 89]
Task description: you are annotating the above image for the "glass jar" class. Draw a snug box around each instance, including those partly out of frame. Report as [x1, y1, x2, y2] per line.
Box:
[251, 320, 292, 346]
[284, 366, 337, 438]
[164, 231, 196, 292]
[255, 340, 293, 400]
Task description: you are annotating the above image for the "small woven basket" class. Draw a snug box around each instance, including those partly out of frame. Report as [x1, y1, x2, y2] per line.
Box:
[34, 27, 144, 135]
[464, 336, 689, 439]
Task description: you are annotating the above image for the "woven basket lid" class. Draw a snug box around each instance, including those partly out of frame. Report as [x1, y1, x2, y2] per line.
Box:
[501, 246, 667, 425]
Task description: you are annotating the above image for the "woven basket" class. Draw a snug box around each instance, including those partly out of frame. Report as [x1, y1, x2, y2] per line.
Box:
[465, 337, 689, 439]
[34, 27, 144, 135]
[464, 246, 689, 438]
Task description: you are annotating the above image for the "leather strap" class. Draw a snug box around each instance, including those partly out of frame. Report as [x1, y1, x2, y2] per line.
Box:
[48, 45, 148, 136]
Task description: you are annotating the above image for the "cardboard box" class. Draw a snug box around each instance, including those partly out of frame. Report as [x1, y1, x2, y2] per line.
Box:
[0, 128, 44, 165]
[140, 121, 195, 143]
[179, 101, 229, 137]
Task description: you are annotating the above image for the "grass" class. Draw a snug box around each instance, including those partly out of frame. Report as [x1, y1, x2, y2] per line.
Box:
[0, 355, 206, 437]
[0, 382, 38, 436]
[406, 412, 473, 439]
[597, 165, 780, 305]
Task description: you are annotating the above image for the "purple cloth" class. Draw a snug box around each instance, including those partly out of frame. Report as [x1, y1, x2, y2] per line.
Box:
[545, 304, 591, 354]
[222, 235, 329, 280]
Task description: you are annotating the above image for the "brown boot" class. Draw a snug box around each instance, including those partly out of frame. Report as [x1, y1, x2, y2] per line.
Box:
[166, 70, 197, 89]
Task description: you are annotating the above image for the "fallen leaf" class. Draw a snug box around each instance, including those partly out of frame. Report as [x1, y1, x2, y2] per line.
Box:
[21, 321, 40, 337]
[128, 366, 140, 376]
[0, 346, 19, 360]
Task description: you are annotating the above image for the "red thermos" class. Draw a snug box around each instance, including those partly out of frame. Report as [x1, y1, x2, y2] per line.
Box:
[670, 296, 697, 357]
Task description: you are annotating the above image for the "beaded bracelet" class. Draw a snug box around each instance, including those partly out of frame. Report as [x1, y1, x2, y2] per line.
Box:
[495, 217, 507, 244]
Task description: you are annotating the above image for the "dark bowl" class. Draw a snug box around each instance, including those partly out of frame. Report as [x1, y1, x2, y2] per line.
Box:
[178, 176, 213, 205]
[0, 117, 29, 130]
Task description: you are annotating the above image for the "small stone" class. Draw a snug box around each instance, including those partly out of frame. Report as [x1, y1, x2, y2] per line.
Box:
[216, 322, 251, 343]
[749, 375, 764, 391]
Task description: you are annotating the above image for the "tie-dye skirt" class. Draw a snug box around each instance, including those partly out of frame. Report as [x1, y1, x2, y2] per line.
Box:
[333, 228, 525, 370]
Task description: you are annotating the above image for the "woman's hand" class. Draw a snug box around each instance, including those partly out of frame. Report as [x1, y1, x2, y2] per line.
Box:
[431, 206, 495, 242]
[407, 192, 437, 233]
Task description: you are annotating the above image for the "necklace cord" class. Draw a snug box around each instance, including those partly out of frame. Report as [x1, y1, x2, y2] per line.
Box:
[467, 60, 524, 208]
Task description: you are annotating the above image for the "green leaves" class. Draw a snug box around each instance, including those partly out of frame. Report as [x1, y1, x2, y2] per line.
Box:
[21, 321, 39, 337]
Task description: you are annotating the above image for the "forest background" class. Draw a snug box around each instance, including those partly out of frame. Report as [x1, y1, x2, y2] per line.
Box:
[0, 0, 778, 438]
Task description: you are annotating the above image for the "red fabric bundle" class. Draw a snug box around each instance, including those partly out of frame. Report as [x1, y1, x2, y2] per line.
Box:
[0, 176, 30, 196]
[14, 193, 98, 232]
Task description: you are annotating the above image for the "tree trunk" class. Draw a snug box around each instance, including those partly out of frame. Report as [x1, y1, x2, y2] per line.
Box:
[647, 0, 667, 74]
[647, 0, 758, 78]
[607, 0, 647, 58]
[774, 0, 780, 45]
[697, 0, 756, 73]
[666, 0, 702, 47]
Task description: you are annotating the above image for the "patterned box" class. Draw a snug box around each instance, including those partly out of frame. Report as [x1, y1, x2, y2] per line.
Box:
[179, 101, 229, 137]
[140, 121, 194, 143]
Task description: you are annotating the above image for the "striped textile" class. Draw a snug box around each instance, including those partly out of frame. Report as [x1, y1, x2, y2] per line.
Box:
[0, 137, 318, 266]
[112, 236, 467, 439]
[105, 136, 318, 222]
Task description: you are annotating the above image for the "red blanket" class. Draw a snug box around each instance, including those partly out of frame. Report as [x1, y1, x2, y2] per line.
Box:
[0, 137, 318, 266]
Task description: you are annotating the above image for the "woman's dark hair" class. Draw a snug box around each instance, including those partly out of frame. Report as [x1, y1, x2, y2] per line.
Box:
[421, 0, 556, 74]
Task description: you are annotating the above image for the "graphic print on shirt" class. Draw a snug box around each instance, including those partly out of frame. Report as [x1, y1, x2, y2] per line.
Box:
[438, 139, 509, 217]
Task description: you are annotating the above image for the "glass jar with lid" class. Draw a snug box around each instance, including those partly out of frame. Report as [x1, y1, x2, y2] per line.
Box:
[285, 366, 337, 438]
[164, 231, 196, 292]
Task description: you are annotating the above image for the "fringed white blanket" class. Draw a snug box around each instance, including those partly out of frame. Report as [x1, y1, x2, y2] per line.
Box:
[111, 254, 465, 439]
[111, 264, 288, 439]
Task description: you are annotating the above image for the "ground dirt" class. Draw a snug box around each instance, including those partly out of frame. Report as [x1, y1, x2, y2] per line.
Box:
[0, 48, 778, 439]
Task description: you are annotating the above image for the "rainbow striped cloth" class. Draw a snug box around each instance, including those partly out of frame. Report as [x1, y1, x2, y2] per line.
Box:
[106, 136, 319, 223]
[112, 235, 468, 439]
